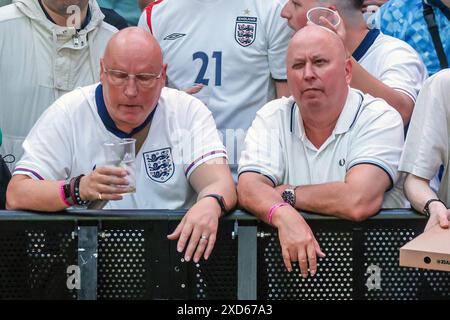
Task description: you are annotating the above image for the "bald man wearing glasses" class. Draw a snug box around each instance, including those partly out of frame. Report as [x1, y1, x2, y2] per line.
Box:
[7, 27, 236, 264]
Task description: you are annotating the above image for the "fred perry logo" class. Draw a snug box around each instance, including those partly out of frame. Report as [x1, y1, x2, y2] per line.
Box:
[339, 159, 346, 167]
[143, 147, 174, 183]
[163, 33, 186, 40]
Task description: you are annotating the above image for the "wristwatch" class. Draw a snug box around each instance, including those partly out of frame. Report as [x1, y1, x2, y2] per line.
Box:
[281, 186, 296, 207]
[203, 194, 228, 215]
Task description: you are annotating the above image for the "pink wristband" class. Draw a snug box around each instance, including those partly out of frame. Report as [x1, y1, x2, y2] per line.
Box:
[268, 202, 288, 225]
[59, 180, 71, 207]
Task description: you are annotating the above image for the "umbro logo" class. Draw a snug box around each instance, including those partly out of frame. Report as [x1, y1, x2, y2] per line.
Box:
[163, 33, 186, 40]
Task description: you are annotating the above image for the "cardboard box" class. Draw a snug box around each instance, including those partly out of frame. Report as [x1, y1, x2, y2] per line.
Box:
[400, 224, 450, 272]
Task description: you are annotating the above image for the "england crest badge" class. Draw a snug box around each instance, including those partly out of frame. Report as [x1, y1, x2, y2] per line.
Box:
[143, 147, 175, 183]
[235, 16, 257, 47]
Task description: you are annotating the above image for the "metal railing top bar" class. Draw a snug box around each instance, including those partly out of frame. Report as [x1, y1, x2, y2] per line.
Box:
[0, 208, 426, 221]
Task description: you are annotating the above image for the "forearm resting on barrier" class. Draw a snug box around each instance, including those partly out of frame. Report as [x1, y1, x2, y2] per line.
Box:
[404, 173, 450, 230]
[6, 175, 67, 211]
[293, 164, 389, 221]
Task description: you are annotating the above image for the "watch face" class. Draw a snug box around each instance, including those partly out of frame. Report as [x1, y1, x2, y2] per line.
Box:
[282, 189, 295, 206]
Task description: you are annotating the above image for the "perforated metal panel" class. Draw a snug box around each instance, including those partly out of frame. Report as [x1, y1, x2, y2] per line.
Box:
[421, 270, 450, 299]
[1, 211, 449, 300]
[361, 221, 450, 300]
[0, 221, 77, 299]
[258, 218, 450, 300]
[97, 220, 237, 300]
[362, 227, 420, 300]
[258, 222, 354, 300]
[188, 221, 238, 300]
[98, 221, 159, 299]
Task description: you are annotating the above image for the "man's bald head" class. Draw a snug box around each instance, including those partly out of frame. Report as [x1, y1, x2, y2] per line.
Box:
[288, 25, 347, 61]
[103, 27, 163, 68]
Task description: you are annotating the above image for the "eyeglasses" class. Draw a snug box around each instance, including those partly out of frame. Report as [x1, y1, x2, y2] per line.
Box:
[103, 66, 162, 88]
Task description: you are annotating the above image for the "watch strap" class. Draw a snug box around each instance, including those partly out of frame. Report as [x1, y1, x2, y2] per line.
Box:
[203, 194, 228, 215]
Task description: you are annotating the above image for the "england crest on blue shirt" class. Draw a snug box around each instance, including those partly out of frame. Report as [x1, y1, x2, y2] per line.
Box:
[143, 148, 174, 183]
[235, 16, 257, 47]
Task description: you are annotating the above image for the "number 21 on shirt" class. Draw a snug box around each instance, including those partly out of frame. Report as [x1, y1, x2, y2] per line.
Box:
[193, 51, 222, 86]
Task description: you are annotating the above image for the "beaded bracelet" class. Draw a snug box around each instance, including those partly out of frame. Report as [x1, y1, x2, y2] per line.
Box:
[70, 175, 89, 206]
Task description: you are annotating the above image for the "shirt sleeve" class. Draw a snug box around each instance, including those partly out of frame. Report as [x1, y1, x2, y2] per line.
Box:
[375, 38, 428, 103]
[265, 0, 293, 81]
[13, 102, 72, 181]
[347, 101, 405, 188]
[399, 72, 450, 180]
[178, 93, 228, 179]
[238, 104, 284, 186]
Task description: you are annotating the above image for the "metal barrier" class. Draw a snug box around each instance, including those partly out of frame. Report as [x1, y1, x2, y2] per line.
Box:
[0, 209, 448, 300]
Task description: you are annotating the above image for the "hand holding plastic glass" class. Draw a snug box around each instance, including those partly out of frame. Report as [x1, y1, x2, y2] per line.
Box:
[103, 138, 136, 194]
[306, 7, 341, 28]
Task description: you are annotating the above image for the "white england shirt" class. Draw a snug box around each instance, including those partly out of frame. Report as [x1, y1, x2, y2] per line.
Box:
[239, 88, 407, 208]
[14, 84, 227, 210]
[355, 29, 428, 103]
[138, 0, 292, 166]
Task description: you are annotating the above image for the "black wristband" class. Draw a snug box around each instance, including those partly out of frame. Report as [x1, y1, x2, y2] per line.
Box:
[72, 174, 89, 206]
[203, 194, 228, 215]
[422, 198, 447, 217]
[63, 181, 75, 206]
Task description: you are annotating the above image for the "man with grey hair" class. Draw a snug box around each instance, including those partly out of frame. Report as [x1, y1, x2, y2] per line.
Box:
[0, 0, 116, 170]
[281, 0, 427, 126]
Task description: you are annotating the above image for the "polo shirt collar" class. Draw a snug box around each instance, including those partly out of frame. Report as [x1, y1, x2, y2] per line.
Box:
[291, 89, 365, 140]
[333, 89, 365, 135]
[95, 84, 157, 139]
[353, 28, 380, 62]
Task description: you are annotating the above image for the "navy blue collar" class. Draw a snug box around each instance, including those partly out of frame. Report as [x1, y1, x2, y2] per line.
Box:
[352, 29, 380, 62]
[290, 102, 296, 133]
[81, 7, 92, 30]
[95, 84, 157, 139]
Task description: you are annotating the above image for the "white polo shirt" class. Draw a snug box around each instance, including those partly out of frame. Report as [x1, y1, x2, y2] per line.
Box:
[14, 84, 227, 210]
[399, 70, 450, 206]
[355, 29, 428, 103]
[239, 88, 406, 208]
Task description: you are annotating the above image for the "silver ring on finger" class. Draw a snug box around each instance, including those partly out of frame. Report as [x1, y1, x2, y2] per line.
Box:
[97, 192, 103, 201]
[200, 235, 209, 241]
